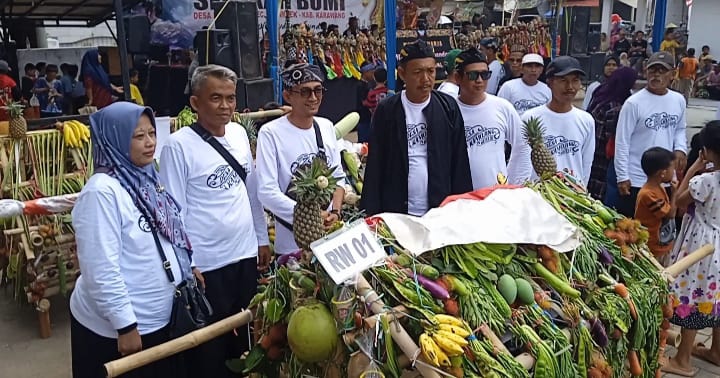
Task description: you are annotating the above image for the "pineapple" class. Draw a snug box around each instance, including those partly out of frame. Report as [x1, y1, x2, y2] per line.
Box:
[235, 114, 257, 158]
[7, 102, 27, 139]
[289, 157, 340, 251]
[522, 116, 557, 179]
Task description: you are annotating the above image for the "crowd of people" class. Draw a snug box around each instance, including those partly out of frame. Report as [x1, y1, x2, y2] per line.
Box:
[62, 28, 720, 377]
[0, 49, 145, 121]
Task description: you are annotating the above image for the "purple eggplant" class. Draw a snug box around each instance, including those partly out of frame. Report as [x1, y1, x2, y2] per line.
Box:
[589, 317, 609, 348]
[598, 246, 614, 266]
[408, 270, 450, 300]
[277, 250, 303, 266]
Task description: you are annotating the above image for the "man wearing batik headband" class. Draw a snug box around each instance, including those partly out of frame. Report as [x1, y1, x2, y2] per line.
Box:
[361, 40, 472, 216]
[256, 63, 346, 256]
[453, 48, 532, 189]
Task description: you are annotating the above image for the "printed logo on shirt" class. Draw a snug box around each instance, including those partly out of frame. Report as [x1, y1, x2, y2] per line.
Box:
[407, 123, 427, 148]
[291, 152, 329, 173]
[206, 164, 243, 190]
[465, 124, 501, 147]
[138, 215, 152, 233]
[644, 112, 680, 131]
[545, 135, 580, 155]
[514, 99, 543, 113]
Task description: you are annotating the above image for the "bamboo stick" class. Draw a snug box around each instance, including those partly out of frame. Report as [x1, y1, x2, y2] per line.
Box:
[666, 329, 681, 347]
[37, 298, 51, 339]
[355, 275, 441, 378]
[515, 353, 535, 370]
[29, 231, 44, 247]
[363, 305, 407, 328]
[478, 323, 511, 355]
[104, 310, 254, 377]
[4, 225, 39, 236]
[37, 281, 75, 299]
[664, 244, 715, 282]
[20, 233, 35, 260]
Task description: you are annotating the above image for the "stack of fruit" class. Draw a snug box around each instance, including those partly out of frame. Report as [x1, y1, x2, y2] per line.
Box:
[58, 120, 91, 149]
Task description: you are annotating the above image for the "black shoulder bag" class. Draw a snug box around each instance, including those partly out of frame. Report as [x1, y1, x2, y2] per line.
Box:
[149, 225, 213, 338]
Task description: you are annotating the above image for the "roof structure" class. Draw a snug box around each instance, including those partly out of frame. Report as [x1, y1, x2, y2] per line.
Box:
[1, 0, 143, 27]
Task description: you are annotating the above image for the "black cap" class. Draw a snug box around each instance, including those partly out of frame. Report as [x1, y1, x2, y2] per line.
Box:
[646, 51, 675, 70]
[454, 48, 487, 72]
[479, 37, 499, 51]
[545, 56, 586, 77]
[399, 40, 435, 64]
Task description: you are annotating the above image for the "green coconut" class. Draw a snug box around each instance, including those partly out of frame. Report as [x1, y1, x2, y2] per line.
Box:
[287, 302, 338, 362]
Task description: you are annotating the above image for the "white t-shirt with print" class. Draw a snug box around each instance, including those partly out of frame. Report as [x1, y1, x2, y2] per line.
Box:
[401, 90, 430, 216]
[521, 105, 596, 186]
[159, 123, 269, 273]
[497, 78, 552, 115]
[614, 88, 687, 187]
[437, 82, 459, 97]
[255, 115, 346, 254]
[456, 95, 533, 188]
[487, 60, 505, 95]
[70, 173, 181, 338]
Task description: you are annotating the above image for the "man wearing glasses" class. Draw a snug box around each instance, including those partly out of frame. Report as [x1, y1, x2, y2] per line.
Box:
[521, 56, 596, 186]
[255, 63, 345, 255]
[453, 48, 531, 189]
[362, 40, 472, 216]
[614, 52, 688, 217]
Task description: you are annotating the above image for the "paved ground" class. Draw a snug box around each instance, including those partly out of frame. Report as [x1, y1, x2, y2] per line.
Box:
[1, 98, 718, 378]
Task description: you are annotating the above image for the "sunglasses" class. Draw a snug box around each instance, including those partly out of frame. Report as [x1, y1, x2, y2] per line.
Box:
[464, 70, 492, 81]
[290, 86, 326, 98]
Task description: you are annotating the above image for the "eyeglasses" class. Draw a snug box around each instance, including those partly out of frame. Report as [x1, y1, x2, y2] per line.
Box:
[508, 58, 523, 63]
[464, 70, 492, 81]
[290, 87, 326, 98]
[647, 66, 670, 74]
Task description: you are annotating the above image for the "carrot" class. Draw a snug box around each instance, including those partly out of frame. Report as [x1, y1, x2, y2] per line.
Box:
[662, 302, 674, 318]
[614, 283, 628, 298]
[444, 298, 460, 316]
[626, 297, 638, 321]
[661, 319, 671, 330]
[538, 245, 554, 259]
[628, 350, 643, 376]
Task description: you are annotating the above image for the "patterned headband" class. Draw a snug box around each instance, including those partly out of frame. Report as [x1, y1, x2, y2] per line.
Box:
[281, 63, 324, 89]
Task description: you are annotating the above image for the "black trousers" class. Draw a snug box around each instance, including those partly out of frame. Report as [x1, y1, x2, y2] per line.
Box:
[616, 186, 641, 218]
[186, 257, 258, 378]
[71, 315, 185, 378]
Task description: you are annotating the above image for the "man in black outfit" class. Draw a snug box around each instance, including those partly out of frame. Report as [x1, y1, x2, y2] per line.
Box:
[361, 40, 472, 216]
[613, 29, 632, 57]
[629, 30, 648, 68]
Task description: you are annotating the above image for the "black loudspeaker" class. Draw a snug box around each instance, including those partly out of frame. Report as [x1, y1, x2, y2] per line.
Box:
[588, 23, 601, 54]
[124, 15, 151, 54]
[195, 29, 235, 69]
[565, 7, 591, 55]
[589, 52, 608, 83]
[212, 1, 263, 80]
[238, 78, 274, 111]
[571, 54, 591, 84]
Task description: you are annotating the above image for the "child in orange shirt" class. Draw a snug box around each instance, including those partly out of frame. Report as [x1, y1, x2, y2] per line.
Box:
[634, 147, 678, 259]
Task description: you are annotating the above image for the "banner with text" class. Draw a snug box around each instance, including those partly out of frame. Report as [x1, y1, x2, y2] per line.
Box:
[159, 0, 380, 49]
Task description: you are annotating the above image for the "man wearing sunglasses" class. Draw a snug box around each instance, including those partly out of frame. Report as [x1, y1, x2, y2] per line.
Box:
[521, 56, 596, 186]
[453, 48, 531, 189]
[614, 51, 688, 217]
[362, 40, 472, 216]
[255, 63, 346, 255]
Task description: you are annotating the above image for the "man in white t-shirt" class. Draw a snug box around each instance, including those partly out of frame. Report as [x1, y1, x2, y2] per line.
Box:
[453, 48, 532, 188]
[614, 51, 688, 217]
[479, 38, 505, 95]
[497, 53, 551, 115]
[255, 63, 346, 255]
[159, 65, 269, 378]
[521, 56, 596, 186]
[362, 40, 472, 216]
[437, 49, 461, 97]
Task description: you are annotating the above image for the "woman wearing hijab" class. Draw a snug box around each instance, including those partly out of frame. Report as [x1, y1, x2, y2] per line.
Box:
[582, 55, 620, 110]
[587, 67, 638, 207]
[80, 49, 123, 109]
[70, 102, 190, 378]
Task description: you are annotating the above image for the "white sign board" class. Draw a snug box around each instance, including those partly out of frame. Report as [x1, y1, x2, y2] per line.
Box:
[311, 220, 386, 285]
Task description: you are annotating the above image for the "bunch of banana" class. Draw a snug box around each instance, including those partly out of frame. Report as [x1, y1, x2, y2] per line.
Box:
[268, 225, 275, 243]
[419, 315, 472, 367]
[61, 120, 90, 148]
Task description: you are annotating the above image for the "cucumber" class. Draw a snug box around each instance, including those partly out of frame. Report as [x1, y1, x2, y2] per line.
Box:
[515, 278, 535, 305]
[497, 274, 517, 305]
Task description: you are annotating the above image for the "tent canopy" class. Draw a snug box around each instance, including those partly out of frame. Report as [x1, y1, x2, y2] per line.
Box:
[1, 0, 142, 26]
